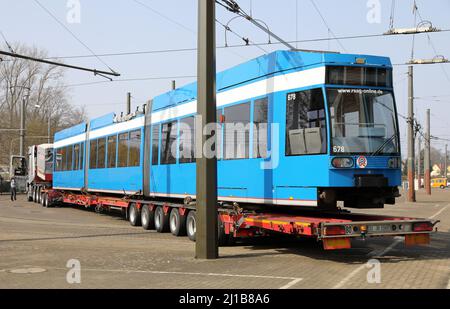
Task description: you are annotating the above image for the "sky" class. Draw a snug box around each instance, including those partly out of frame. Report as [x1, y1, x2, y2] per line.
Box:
[1, 0, 450, 154]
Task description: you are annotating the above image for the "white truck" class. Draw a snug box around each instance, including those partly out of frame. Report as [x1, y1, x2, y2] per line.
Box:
[26, 144, 53, 203]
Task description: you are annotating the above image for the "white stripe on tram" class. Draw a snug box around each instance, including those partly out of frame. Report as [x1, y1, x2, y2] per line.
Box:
[54, 66, 326, 149]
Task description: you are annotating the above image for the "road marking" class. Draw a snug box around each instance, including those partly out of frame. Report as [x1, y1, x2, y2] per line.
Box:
[33, 266, 303, 289]
[333, 205, 448, 289]
[369, 237, 403, 258]
[428, 205, 449, 219]
[333, 264, 367, 289]
[279, 278, 303, 290]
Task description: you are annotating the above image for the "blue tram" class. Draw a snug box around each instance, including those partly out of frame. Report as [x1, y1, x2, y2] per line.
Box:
[53, 50, 401, 209]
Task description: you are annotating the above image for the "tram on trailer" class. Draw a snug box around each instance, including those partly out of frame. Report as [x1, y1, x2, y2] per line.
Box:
[52, 50, 401, 210]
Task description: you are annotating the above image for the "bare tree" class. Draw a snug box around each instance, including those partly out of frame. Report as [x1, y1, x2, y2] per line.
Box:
[0, 43, 87, 165]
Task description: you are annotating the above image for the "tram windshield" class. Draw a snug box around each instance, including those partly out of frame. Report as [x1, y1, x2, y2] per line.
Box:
[327, 88, 400, 155]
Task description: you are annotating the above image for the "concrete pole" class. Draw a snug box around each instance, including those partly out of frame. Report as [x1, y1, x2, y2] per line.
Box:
[407, 66, 416, 201]
[47, 115, 51, 144]
[196, 0, 218, 259]
[127, 92, 131, 115]
[425, 109, 431, 195]
[19, 96, 26, 157]
[417, 137, 421, 188]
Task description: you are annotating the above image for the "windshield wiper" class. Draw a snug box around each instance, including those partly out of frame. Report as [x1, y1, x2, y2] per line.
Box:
[371, 133, 398, 156]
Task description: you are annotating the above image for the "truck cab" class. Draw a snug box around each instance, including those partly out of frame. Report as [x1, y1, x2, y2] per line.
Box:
[9, 155, 28, 193]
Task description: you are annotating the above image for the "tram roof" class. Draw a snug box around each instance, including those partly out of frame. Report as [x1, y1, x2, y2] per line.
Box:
[152, 50, 391, 111]
[55, 50, 392, 142]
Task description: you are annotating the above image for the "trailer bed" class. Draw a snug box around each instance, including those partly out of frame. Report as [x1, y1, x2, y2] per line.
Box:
[37, 190, 438, 250]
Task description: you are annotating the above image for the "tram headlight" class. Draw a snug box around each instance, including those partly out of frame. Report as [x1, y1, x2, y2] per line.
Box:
[388, 157, 401, 169]
[331, 157, 354, 168]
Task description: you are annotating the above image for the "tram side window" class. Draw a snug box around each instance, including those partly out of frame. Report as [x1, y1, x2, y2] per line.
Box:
[179, 117, 195, 164]
[107, 135, 117, 168]
[66, 145, 73, 171]
[286, 88, 327, 156]
[224, 102, 250, 160]
[128, 130, 141, 167]
[97, 138, 106, 169]
[80, 142, 84, 170]
[253, 97, 269, 159]
[160, 121, 177, 165]
[55, 148, 63, 171]
[73, 144, 80, 170]
[61, 147, 67, 171]
[90, 139, 98, 169]
[151, 125, 159, 165]
[118, 133, 129, 167]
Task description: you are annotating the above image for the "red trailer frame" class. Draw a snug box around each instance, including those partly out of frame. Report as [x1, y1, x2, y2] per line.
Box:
[37, 190, 439, 250]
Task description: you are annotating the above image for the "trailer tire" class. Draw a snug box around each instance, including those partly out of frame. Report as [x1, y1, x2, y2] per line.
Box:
[218, 215, 230, 246]
[33, 187, 38, 203]
[154, 206, 170, 233]
[141, 205, 155, 230]
[42, 193, 49, 208]
[128, 203, 141, 227]
[27, 187, 33, 202]
[169, 208, 187, 237]
[41, 192, 46, 207]
[30, 186, 34, 202]
[186, 210, 196, 242]
[37, 187, 42, 204]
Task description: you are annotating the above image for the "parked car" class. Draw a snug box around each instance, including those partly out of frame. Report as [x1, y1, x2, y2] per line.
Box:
[431, 178, 448, 189]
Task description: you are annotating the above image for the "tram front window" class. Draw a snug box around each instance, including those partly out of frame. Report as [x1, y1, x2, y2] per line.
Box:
[328, 89, 400, 155]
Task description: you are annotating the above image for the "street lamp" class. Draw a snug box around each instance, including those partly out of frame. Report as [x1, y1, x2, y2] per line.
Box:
[9, 85, 30, 156]
[34, 104, 52, 144]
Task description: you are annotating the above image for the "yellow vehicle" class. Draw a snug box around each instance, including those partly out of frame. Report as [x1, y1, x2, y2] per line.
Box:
[431, 178, 448, 189]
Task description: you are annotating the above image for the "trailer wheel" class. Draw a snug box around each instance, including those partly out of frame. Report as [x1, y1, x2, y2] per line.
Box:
[218, 215, 230, 246]
[128, 203, 141, 227]
[33, 187, 38, 203]
[154, 206, 170, 233]
[27, 187, 33, 202]
[37, 187, 42, 204]
[169, 208, 187, 237]
[30, 186, 34, 202]
[41, 192, 46, 207]
[141, 205, 155, 230]
[42, 193, 49, 208]
[186, 210, 196, 242]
